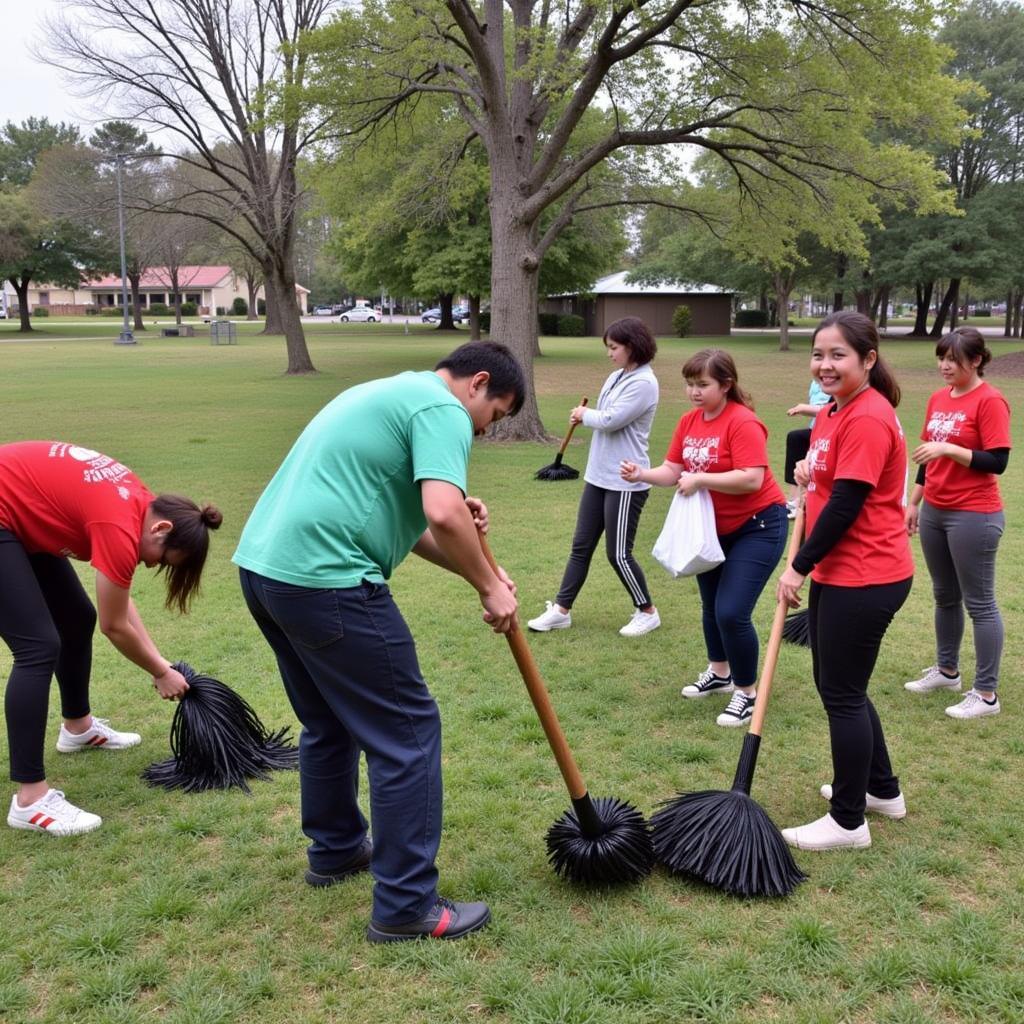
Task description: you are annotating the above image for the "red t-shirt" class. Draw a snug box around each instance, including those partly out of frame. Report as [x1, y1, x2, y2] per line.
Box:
[920, 382, 1011, 513]
[805, 388, 913, 587]
[666, 402, 786, 535]
[0, 441, 153, 587]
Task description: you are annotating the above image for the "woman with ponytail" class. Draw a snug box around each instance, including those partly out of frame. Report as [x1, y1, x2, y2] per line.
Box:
[776, 312, 913, 851]
[0, 441, 221, 835]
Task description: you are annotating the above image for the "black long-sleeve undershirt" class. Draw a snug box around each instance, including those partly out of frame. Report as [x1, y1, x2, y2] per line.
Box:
[792, 479, 871, 577]
[914, 447, 1010, 486]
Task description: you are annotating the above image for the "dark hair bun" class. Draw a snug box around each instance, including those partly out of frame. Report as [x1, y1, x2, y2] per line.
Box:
[201, 504, 223, 530]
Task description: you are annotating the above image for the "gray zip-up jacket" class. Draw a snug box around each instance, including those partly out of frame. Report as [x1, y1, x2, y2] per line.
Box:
[580, 363, 659, 491]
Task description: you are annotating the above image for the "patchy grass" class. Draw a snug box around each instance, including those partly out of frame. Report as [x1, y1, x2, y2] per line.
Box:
[0, 322, 1021, 1023]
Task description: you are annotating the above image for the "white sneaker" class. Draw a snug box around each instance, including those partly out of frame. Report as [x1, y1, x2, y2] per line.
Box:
[716, 690, 756, 727]
[527, 601, 572, 632]
[56, 717, 141, 753]
[681, 666, 734, 698]
[820, 784, 906, 819]
[786, 500, 798, 520]
[945, 690, 1000, 719]
[7, 790, 102, 835]
[781, 813, 871, 851]
[904, 666, 962, 693]
[619, 608, 660, 637]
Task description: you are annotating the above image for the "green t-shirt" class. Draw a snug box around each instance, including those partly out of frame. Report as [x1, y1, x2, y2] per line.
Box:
[233, 371, 473, 588]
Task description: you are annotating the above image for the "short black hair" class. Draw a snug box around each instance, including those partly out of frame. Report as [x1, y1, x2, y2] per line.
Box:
[435, 341, 526, 415]
[604, 317, 657, 365]
[935, 326, 991, 376]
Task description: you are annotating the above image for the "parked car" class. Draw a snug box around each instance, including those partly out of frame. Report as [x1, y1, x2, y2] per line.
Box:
[453, 306, 470, 322]
[421, 307, 442, 323]
[313, 305, 334, 316]
[0, 307, 7, 319]
[337, 306, 379, 323]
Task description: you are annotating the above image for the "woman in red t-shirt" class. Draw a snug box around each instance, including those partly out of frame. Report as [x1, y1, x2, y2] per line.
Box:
[904, 328, 1011, 719]
[776, 312, 913, 852]
[622, 349, 788, 728]
[0, 441, 222, 835]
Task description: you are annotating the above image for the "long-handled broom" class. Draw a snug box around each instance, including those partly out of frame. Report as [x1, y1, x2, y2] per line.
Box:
[479, 532, 653, 884]
[650, 507, 808, 897]
[535, 397, 588, 480]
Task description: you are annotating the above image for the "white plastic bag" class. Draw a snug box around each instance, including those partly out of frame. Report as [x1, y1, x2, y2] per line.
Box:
[651, 490, 725, 577]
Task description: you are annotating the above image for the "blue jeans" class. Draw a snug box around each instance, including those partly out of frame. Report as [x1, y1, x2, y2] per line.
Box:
[696, 504, 788, 687]
[239, 569, 441, 925]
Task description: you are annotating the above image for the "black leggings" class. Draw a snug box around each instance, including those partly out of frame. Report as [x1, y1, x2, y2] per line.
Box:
[809, 577, 912, 829]
[784, 427, 812, 485]
[0, 530, 95, 783]
[556, 484, 652, 610]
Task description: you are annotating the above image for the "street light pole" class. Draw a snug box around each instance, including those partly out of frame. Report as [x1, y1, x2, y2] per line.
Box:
[113, 153, 135, 345]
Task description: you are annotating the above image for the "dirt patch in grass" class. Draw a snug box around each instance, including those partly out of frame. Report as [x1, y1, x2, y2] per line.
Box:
[988, 349, 1024, 378]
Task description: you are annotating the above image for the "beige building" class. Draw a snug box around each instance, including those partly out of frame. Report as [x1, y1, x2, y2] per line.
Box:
[11, 266, 309, 316]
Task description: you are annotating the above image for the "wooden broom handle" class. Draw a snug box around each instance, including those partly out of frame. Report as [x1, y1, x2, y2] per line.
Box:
[556, 396, 588, 456]
[478, 532, 588, 800]
[749, 502, 805, 738]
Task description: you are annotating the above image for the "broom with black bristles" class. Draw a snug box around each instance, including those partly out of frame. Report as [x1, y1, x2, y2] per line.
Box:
[535, 397, 588, 480]
[480, 532, 653, 885]
[650, 506, 808, 898]
[143, 662, 298, 793]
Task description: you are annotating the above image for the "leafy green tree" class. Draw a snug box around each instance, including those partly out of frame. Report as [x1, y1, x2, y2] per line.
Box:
[0, 117, 80, 188]
[303, 0, 965, 439]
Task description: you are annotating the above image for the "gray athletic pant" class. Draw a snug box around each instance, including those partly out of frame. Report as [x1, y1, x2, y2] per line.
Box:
[918, 501, 1005, 693]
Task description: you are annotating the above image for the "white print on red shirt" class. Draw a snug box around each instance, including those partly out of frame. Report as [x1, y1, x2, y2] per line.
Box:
[806, 437, 830, 492]
[682, 435, 720, 472]
[926, 410, 966, 443]
[48, 442, 132, 490]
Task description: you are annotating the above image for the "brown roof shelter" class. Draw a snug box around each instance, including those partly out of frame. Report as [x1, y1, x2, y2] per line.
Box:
[541, 271, 732, 336]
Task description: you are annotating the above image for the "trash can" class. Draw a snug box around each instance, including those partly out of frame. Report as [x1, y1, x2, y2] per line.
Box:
[210, 320, 237, 345]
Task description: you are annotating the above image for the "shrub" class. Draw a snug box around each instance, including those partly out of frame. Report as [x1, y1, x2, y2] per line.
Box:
[538, 312, 560, 335]
[672, 304, 692, 338]
[149, 302, 169, 315]
[84, 306, 99, 315]
[257, 299, 266, 315]
[216, 306, 227, 316]
[180, 301, 198, 317]
[557, 313, 586, 336]
[32, 306, 49, 317]
[101, 307, 127, 316]
[479, 310, 490, 332]
[231, 297, 248, 316]
[973, 307, 991, 317]
[735, 308, 768, 327]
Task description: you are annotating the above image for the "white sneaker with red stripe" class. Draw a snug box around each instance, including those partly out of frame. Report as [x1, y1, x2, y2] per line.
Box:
[56, 718, 141, 753]
[7, 789, 102, 835]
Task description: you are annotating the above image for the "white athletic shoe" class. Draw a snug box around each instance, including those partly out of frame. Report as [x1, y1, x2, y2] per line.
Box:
[619, 608, 661, 637]
[904, 666, 962, 693]
[945, 690, 1001, 719]
[7, 790, 102, 836]
[681, 665, 734, 698]
[56, 717, 141, 753]
[527, 601, 572, 632]
[781, 813, 871, 851]
[716, 690, 756, 727]
[820, 784, 906, 819]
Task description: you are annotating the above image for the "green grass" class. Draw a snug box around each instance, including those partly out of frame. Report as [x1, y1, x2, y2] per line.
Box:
[0, 320, 1022, 1023]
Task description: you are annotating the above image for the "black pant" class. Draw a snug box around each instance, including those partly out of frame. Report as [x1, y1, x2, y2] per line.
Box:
[809, 577, 912, 829]
[784, 428, 812, 485]
[0, 530, 95, 782]
[556, 484, 652, 610]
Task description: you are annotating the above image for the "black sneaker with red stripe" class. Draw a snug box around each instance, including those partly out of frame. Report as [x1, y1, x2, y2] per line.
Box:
[366, 897, 491, 943]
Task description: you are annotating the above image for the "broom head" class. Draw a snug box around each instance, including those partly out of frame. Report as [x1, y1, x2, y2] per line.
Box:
[782, 608, 811, 647]
[651, 788, 806, 897]
[545, 795, 654, 885]
[535, 452, 580, 481]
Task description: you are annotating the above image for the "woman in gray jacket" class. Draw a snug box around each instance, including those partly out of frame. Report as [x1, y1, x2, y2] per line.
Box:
[528, 317, 661, 637]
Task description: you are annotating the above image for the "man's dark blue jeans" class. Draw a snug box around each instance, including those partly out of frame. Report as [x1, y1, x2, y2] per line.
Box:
[239, 569, 442, 926]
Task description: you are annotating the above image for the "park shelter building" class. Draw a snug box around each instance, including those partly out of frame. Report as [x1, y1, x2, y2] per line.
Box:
[10, 266, 309, 316]
[541, 270, 732, 336]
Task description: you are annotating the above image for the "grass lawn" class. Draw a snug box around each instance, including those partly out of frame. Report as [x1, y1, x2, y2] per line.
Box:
[0, 319, 1022, 1024]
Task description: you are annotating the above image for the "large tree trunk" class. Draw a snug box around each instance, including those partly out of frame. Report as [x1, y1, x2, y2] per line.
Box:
[930, 278, 960, 337]
[774, 273, 792, 352]
[1004, 290, 1013, 337]
[833, 253, 847, 312]
[876, 285, 891, 329]
[260, 260, 284, 335]
[486, 213, 548, 442]
[11, 276, 32, 332]
[468, 294, 481, 341]
[269, 258, 316, 374]
[1013, 287, 1023, 338]
[912, 282, 933, 336]
[855, 288, 871, 315]
[129, 273, 146, 331]
[246, 275, 259, 320]
[436, 293, 456, 330]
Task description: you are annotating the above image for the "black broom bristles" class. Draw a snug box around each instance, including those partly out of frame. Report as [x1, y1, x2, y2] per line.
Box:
[782, 609, 811, 647]
[651, 733, 806, 898]
[535, 452, 580, 481]
[142, 662, 298, 793]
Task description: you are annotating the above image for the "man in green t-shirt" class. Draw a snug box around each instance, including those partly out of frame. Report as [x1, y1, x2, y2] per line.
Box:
[235, 342, 524, 943]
